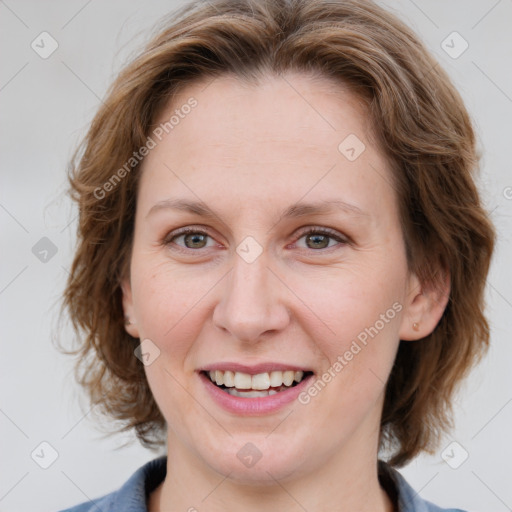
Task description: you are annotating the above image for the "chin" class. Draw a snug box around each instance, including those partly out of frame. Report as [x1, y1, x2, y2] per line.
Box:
[200, 438, 310, 485]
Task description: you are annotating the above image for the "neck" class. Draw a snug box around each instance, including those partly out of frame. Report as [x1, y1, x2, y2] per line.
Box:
[148, 433, 395, 512]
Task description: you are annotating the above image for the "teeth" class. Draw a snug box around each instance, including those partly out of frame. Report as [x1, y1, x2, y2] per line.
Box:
[269, 371, 283, 387]
[206, 369, 306, 390]
[283, 370, 294, 386]
[234, 372, 252, 389]
[251, 372, 270, 390]
[223, 370, 235, 387]
[226, 389, 278, 398]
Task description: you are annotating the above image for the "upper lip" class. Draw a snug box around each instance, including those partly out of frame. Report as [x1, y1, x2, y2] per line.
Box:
[199, 362, 314, 375]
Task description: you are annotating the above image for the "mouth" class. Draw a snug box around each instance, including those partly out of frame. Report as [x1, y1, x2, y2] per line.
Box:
[200, 369, 315, 398]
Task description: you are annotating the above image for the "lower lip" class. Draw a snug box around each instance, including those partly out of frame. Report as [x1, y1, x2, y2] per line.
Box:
[199, 371, 314, 415]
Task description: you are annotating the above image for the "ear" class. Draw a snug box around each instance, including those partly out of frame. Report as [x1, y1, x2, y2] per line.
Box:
[120, 276, 140, 338]
[399, 267, 450, 341]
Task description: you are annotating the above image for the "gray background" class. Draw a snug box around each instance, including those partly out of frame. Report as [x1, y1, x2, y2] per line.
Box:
[1, 1, 511, 511]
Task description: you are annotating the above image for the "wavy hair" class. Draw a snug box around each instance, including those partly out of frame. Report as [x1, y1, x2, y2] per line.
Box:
[59, 0, 496, 466]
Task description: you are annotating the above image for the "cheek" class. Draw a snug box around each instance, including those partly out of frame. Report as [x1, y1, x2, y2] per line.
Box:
[286, 261, 405, 355]
[291, 270, 404, 431]
[131, 259, 209, 341]
[296, 279, 402, 440]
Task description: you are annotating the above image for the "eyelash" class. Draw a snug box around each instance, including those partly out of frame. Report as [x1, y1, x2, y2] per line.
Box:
[163, 226, 348, 254]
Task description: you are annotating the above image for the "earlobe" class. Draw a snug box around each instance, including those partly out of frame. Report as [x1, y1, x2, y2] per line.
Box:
[399, 269, 450, 341]
[120, 277, 140, 338]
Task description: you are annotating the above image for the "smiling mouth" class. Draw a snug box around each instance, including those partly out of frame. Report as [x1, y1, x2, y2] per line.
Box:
[201, 369, 314, 397]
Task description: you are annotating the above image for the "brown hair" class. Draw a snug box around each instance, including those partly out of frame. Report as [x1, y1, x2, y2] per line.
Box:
[59, 0, 496, 467]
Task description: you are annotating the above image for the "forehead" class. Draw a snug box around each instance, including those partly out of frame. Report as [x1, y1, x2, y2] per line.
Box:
[139, 72, 396, 223]
[153, 71, 372, 155]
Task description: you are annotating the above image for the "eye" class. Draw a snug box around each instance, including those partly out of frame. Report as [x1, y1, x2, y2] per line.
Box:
[164, 227, 217, 252]
[293, 227, 348, 251]
[163, 226, 348, 254]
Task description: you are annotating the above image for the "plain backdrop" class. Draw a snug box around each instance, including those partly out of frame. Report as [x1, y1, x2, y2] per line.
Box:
[1, 1, 511, 511]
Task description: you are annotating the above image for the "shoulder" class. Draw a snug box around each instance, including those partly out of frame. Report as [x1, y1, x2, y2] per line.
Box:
[378, 460, 468, 512]
[56, 456, 167, 512]
[57, 493, 113, 512]
[57, 491, 114, 512]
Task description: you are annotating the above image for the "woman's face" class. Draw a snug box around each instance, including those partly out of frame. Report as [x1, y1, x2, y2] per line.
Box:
[122, 72, 430, 482]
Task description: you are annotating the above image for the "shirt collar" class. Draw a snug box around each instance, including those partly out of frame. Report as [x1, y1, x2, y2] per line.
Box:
[378, 459, 438, 512]
[110, 455, 167, 511]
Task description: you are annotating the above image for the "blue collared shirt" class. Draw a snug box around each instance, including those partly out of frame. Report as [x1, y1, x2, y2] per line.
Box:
[57, 456, 467, 512]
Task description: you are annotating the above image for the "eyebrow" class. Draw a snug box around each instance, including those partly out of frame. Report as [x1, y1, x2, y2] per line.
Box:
[146, 198, 369, 221]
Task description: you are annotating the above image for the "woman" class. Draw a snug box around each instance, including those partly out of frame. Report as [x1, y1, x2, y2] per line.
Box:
[58, 0, 495, 510]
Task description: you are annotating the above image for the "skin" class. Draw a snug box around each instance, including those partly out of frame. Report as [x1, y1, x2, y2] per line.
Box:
[121, 72, 450, 512]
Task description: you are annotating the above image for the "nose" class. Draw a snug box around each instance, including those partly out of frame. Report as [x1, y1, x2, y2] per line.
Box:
[212, 252, 291, 344]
